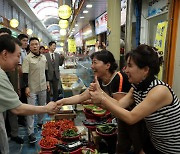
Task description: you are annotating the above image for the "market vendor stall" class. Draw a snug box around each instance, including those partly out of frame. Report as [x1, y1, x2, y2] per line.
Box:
[38, 119, 98, 154]
[82, 105, 117, 154]
[55, 105, 77, 120]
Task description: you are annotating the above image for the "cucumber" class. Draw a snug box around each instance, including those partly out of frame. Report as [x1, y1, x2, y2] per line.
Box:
[93, 110, 106, 114]
[97, 124, 116, 134]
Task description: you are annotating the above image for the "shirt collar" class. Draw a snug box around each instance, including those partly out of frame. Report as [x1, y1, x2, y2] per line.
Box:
[29, 52, 42, 58]
[132, 76, 155, 91]
[49, 52, 54, 55]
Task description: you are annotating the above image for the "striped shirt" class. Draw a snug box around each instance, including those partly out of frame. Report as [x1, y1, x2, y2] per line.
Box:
[132, 78, 180, 154]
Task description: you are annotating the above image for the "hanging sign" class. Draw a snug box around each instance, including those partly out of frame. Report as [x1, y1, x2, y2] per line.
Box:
[58, 5, 72, 19]
[68, 39, 76, 53]
[86, 39, 96, 46]
[154, 21, 168, 80]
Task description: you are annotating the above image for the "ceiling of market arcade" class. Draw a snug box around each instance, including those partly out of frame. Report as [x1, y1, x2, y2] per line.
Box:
[11, 0, 108, 42]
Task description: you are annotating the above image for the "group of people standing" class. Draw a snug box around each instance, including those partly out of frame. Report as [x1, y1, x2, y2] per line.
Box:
[0, 26, 180, 154]
[0, 28, 64, 154]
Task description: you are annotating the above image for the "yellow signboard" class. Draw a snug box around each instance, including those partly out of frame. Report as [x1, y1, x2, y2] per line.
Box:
[86, 39, 96, 46]
[154, 21, 168, 80]
[68, 39, 76, 53]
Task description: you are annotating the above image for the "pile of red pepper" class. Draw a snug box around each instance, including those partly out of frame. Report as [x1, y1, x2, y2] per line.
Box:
[39, 136, 58, 149]
[43, 121, 57, 129]
[41, 127, 59, 138]
[39, 119, 78, 150]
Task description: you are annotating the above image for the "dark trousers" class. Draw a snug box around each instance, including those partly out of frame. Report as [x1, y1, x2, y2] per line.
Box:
[143, 128, 164, 154]
[18, 88, 27, 126]
[47, 75, 60, 102]
[116, 120, 145, 154]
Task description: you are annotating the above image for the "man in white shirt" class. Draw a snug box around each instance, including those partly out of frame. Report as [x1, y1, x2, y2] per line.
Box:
[22, 37, 49, 143]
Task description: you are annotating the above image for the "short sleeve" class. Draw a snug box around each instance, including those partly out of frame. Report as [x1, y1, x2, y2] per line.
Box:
[22, 56, 29, 73]
[19, 55, 22, 65]
[45, 56, 48, 70]
[0, 70, 22, 112]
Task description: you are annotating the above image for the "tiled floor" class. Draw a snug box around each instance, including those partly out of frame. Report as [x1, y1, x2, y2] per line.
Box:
[9, 109, 86, 154]
[9, 115, 51, 154]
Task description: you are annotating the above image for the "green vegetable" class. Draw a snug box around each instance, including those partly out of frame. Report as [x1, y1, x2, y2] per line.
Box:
[83, 105, 97, 110]
[82, 149, 98, 154]
[92, 107, 105, 112]
[62, 129, 78, 137]
[97, 124, 116, 134]
[87, 149, 90, 154]
[93, 110, 106, 115]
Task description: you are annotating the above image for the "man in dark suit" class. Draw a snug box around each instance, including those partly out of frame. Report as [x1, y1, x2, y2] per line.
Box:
[45, 41, 64, 102]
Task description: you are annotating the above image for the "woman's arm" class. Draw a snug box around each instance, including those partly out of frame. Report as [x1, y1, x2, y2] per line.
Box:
[56, 88, 90, 106]
[92, 85, 172, 125]
[89, 87, 134, 110]
[89, 76, 134, 109]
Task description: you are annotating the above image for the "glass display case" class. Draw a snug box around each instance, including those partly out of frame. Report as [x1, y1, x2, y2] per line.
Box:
[63, 55, 77, 69]
[60, 55, 93, 98]
[76, 58, 94, 87]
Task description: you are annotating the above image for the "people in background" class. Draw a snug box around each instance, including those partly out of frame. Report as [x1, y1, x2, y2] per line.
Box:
[45, 41, 64, 102]
[39, 45, 46, 54]
[0, 35, 59, 154]
[22, 37, 49, 143]
[17, 33, 29, 127]
[95, 40, 99, 52]
[89, 44, 180, 154]
[18, 34, 29, 65]
[0, 27, 11, 35]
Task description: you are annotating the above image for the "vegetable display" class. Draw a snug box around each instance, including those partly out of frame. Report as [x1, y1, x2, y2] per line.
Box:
[96, 124, 117, 134]
[43, 121, 56, 129]
[83, 104, 108, 118]
[39, 136, 58, 149]
[62, 129, 78, 137]
[82, 148, 98, 154]
[41, 128, 59, 137]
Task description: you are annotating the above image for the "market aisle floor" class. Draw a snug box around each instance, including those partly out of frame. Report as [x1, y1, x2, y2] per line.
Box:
[9, 109, 86, 154]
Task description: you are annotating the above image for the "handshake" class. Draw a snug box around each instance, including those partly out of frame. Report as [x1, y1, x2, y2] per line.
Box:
[44, 101, 63, 115]
[47, 76, 105, 115]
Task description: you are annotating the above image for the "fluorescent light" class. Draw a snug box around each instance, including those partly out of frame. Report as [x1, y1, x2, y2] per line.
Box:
[86, 4, 92, 8]
[75, 24, 78, 27]
[83, 10, 88, 13]
[80, 16, 84, 19]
